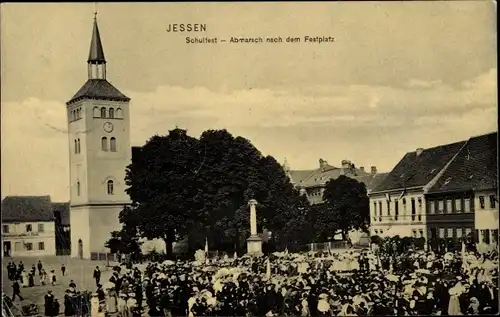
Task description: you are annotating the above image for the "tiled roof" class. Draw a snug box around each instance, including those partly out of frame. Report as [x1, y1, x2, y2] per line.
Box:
[373, 140, 467, 193]
[428, 132, 497, 193]
[291, 165, 374, 188]
[52, 202, 70, 226]
[1, 196, 55, 223]
[368, 172, 389, 191]
[288, 170, 316, 185]
[67, 79, 130, 105]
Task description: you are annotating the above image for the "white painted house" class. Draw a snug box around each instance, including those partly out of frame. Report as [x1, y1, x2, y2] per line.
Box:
[2, 196, 57, 257]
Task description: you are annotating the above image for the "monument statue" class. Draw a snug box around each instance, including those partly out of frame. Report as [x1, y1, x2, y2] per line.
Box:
[247, 199, 263, 256]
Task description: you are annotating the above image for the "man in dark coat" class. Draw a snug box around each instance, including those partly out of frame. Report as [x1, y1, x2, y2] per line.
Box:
[11, 280, 23, 301]
[37, 260, 43, 276]
[93, 266, 101, 287]
[44, 290, 55, 316]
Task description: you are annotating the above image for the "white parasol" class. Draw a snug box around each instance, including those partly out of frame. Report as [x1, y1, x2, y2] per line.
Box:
[162, 260, 175, 266]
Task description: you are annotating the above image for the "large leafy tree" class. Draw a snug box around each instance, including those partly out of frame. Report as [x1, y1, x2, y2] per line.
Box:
[120, 128, 311, 255]
[124, 128, 202, 257]
[315, 175, 369, 240]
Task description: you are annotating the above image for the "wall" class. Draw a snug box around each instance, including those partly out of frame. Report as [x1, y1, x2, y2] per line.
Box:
[70, 207, 90, 258]
[425, 191, 475, 240]
[68, 99, 131, 206]
[474, 189, 499, 247]
[86, 100, 131, 205]
[89, 206, 122, 254]
[2, 221, 56, 257]
[369, 190, 427, 238]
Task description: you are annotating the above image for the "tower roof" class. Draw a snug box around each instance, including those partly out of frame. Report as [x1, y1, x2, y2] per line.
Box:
[66, 79, 130, 105]
[88, 17, 106, 63]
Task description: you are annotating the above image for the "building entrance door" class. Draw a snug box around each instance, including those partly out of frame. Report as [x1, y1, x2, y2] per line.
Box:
[78, 239, 83, 259]
[3, 241, 11, 257]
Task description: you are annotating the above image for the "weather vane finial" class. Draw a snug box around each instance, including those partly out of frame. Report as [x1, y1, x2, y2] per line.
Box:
[93, 2, 98, 19]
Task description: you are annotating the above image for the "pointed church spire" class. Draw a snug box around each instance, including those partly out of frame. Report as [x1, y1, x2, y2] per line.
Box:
[88, 14, 106, 63]
[87, 7, 107, 80]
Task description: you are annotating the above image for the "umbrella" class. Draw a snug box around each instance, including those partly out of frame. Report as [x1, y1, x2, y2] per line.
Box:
[162, 260, 175, 266]
[415, 269, 431, 275]
[444, 253, 454, 261]
[481, 259, 496, 270]
[386, 274, 399, 282]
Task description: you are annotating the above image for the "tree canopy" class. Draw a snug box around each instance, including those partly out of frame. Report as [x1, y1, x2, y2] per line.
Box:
[312, 175, 370, 241]
[115, 128, 311, 256]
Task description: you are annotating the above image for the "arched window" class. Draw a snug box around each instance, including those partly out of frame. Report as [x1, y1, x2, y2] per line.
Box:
[77, 139, 81, 153]
[107, 180, 114, 195]
[109, 108, 115, 119]
[100, 107, 106, 118]
[101, 137, 108, 151]
[116, 108, 123, 118]
[110, 137, 116, 152]
[93, 107, 100, 117]
[77, 181, 81, 196]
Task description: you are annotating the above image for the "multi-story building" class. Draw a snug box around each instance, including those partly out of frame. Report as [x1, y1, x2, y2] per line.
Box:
[66, 16, 132, 259]
[368, 141, 467, 238]
[425, 132, 498, 250]
[369, 131, 498, 246]
[1, 196, 66, 257]
[285, 158, 387, 205]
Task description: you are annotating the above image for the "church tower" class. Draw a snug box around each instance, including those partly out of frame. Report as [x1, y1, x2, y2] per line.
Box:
[66, 14, 131, 259]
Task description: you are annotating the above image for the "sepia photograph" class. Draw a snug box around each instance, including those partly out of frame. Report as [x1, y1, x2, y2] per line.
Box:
[1, 1, 498, 316]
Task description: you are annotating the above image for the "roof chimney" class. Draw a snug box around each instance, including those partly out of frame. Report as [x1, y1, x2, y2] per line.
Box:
[341, 160, 351, 169]
[416, 148, 424, 156]
[360, 166, 365, 173]
[319, 158, 328, 169]
[371, 166, 377, 175]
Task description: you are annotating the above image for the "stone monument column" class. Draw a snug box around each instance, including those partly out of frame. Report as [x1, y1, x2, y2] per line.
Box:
[247, 199, 263, 256]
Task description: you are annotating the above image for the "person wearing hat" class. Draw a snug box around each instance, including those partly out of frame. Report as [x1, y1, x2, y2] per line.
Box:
[44, 290, 55, 317]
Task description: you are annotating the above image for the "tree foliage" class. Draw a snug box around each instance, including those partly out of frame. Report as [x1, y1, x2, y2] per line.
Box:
[123, 128, 202, 256]
[105, 206, 142, 255]
[119, 128, 311, 256]
[313, 175, 369, 240]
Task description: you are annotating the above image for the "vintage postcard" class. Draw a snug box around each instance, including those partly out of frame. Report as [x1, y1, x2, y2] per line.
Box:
[1, 2, 498, 316]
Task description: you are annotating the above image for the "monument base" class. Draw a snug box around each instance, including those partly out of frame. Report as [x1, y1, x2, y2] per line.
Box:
[247, 235, 263, 256]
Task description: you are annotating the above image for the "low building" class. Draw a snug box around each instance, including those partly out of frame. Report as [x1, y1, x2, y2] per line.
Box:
[425, 132, 498, 250]
[285, 158, 387, 205]
[2, 196, 58, 257]
[368, 141, 467, 239]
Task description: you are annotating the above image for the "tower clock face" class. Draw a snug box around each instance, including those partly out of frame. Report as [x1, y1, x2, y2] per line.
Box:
[103, 122, 114, 133]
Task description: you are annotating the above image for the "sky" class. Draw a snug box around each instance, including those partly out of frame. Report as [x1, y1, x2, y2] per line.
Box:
[1, 2, 497, 202]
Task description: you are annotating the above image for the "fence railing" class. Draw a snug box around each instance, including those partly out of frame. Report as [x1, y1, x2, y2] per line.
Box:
[90, 252, 118, 265]
[307, 241, 350, 252]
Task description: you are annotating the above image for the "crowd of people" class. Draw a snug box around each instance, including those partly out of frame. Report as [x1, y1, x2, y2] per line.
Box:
[84, 246, 498, 316]
[3, 245, 499, 316]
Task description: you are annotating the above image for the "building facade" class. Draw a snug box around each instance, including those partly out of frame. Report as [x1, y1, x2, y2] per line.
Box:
[369, 141, 467, 239]
[2, 196, 59, 257]
[67, 16, 132, 259]
[370, 131, 498, 247]
[285, 158, 387, 205]
[425, 132, 498, 250]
